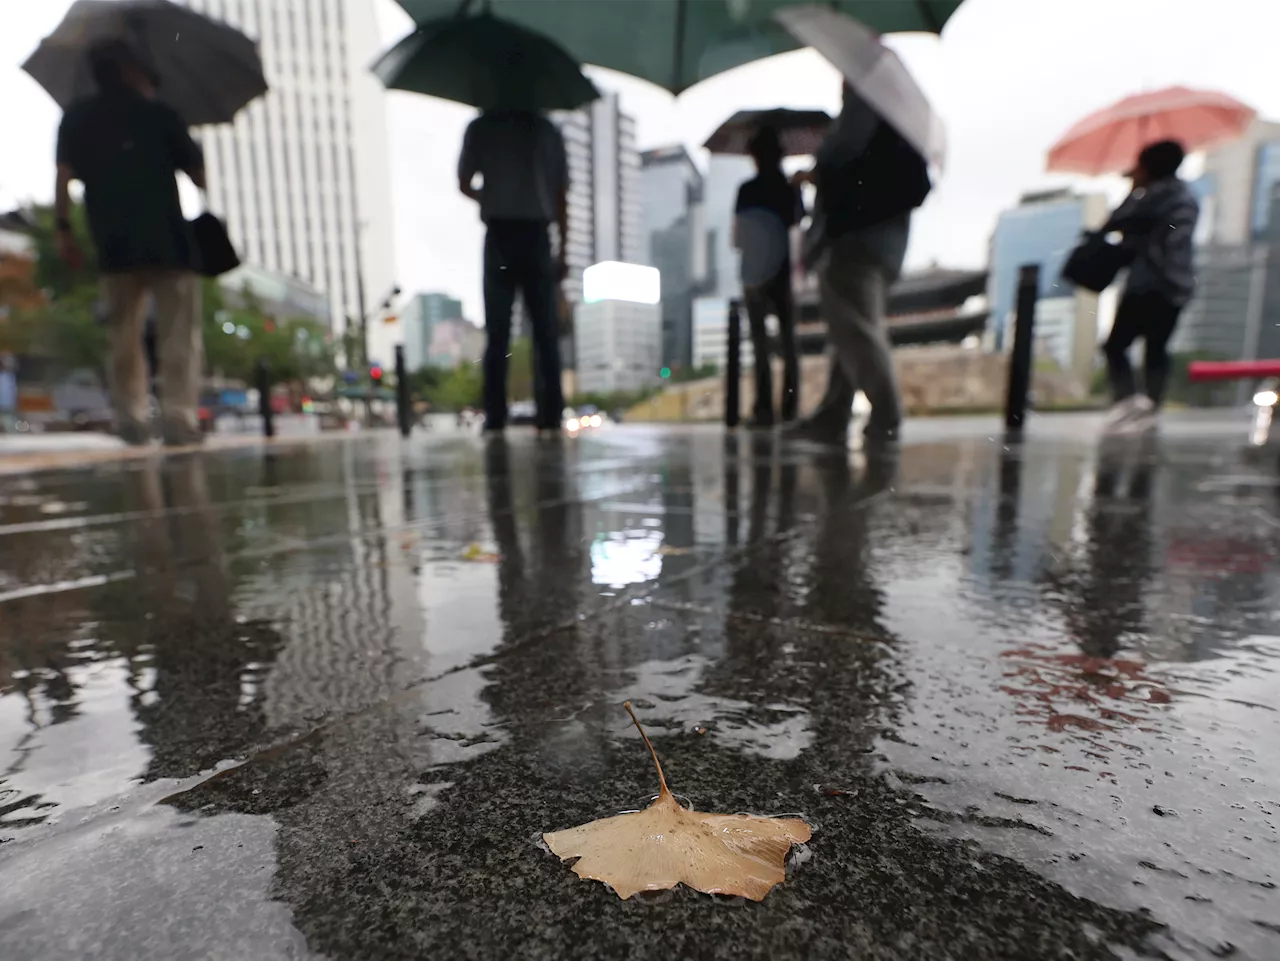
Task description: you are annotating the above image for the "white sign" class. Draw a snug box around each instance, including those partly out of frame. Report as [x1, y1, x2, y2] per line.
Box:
[583, 261, 661, 305]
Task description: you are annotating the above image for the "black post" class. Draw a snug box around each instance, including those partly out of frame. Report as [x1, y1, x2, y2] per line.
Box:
[725, 298, 742, 428]
[255, 357, 274, 439]
[1004, 265, 1039, 434]
[394, 344, 411, 438]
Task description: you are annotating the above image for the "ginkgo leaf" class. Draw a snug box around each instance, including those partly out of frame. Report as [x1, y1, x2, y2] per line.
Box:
[543, 702, 811, 901]
[461, 542, 499, 562]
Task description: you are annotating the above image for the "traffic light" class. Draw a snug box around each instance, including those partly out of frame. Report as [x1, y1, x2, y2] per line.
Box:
[370, 365, 384, 383]
[660, 367, 672, 379]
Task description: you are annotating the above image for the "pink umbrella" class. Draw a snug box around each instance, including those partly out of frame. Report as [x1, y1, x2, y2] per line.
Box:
[1047, 86, 1255, 176]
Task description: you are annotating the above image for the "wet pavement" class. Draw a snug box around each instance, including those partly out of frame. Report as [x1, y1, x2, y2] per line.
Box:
[0, 416, 1276, 961]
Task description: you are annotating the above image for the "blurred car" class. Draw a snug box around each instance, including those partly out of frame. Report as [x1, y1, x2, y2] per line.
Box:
[508, 401, 538, 426]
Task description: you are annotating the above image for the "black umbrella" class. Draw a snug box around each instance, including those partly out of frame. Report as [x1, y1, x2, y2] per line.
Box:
[372, 14, 599, 112]
[23, 0, 267, 127]
[704, 108, 832, 157]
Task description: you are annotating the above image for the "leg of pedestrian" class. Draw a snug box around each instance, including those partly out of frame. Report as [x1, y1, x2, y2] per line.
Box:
[820, 258, 901, 440]
[482, 227, 518, 432]
[744, 287, 774, 426]
[1103, 294, 1149, 432]
[522, 228, 564, 431]
[773, 275, 800, 423]
[1142, 296, 1182, 408]
[100, 271, 152, 445]
[152, 269, 203, 446]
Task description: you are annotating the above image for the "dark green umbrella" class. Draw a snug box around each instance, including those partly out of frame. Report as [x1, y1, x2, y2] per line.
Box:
[371, 14, 599, 112]
[391, 0, 964, 94]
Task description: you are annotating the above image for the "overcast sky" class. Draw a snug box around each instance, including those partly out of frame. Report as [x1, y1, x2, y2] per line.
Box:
[4, 0, 1279, 323]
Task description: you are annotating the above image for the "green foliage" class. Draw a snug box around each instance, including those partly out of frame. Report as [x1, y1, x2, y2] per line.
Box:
[427, 361, 484, 411]
[506, 337, 534, 402]
[29, 204, 98, 296]
[669, 363, 718, 383]
[204, 303, 334, 384]
[20, 200, 335, 389]
[571, 387, 659, 413]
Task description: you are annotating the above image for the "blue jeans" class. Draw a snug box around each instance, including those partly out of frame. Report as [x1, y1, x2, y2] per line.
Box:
[482, 221, 563, 429]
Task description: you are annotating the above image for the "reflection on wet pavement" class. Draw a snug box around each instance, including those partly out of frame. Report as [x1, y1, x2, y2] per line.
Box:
[0, 420, 1277, 960]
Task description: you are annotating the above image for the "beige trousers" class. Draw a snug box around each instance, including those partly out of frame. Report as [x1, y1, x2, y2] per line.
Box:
[100, 269, 202, 440]
[817, 251, 902, 433]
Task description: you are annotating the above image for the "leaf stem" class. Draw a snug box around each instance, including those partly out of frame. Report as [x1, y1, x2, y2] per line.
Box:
[623, 701, 672, 799]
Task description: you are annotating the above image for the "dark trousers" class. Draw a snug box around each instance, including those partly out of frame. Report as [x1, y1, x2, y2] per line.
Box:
[1104, 290, 1182, 407]
[744, 269, 798, 423]
[483, 220, 563, 429]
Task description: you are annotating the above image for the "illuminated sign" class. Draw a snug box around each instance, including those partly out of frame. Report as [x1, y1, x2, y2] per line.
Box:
[582, 261, 661, 305]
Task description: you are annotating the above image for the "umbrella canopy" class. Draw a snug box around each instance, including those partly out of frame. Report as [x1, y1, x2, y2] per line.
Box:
[774, 5, 947, 172]
[704, 108, 831, 157]
[392, 0, 963, 94]
[372, 14, 599, 112]
[22, 0, 266, 127]
[1048, 87, 1256, 177]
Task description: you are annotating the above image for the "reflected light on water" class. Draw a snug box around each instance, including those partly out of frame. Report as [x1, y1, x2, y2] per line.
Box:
[590, 530, 665, 587]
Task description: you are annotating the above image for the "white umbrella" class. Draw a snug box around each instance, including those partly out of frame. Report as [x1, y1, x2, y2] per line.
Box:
[773, 4, 947, 173]
[23, 0, 267, 127]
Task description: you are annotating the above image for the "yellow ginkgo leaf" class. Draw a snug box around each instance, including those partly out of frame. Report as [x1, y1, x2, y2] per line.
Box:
[543, 702, 811, 901]
[461, 542, 499, 563]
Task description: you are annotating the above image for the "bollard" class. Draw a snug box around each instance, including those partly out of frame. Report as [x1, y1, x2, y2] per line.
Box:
[255, 357, 274, 439]
[394, 344, 411, 438]
[725, 298, 742, 428]
[1004, 265, 1039, 435]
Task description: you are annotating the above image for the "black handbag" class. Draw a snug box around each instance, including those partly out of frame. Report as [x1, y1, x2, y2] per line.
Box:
[190, 211, 241, 278]
[1062, 231, 1131, 293]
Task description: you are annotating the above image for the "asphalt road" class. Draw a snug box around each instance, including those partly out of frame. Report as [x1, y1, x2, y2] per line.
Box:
[0, 416, 1276, 960]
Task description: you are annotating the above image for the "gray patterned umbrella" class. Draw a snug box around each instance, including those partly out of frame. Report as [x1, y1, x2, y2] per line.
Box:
[23, 0, 267, 127]
[704, 108, 831, 157]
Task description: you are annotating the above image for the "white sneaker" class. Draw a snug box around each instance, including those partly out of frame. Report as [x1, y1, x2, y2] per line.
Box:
[1104, 395, 1143, 428]
[1109, 396, 1157, 435]
[1105, 394, 1157, 432]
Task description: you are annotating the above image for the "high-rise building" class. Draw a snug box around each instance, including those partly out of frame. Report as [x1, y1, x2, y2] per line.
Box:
[182, 0, 396, 363]
[575, 262, 662, 394]
[427, 318, 485, 370]
[692, 296, 754, 372]
[401, 292, 463, 371]
[702, 154, 755, 300]
[219, 264, 329, 322]
[641, 146, 706, 370]
[987, 188, 1108, 389]
[1173, 119, 1280, 391]
[551, 93, 644, 307]
[1195, 119, 1280, 246]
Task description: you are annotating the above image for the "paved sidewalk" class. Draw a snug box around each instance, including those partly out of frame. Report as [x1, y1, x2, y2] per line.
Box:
[0, 416, 1276, 960]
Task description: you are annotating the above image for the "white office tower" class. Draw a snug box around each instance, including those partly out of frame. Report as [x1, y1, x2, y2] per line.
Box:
[575, 263, 662, 394]
[182, 0, 396, 365]
[553, 93, 644, 307]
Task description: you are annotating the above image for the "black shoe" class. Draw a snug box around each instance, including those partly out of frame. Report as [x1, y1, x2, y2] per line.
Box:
[748, 414, 775, 429]
[117, 419, 153, 447]
[162, 420, 204, 448]
[862, 423, 901, 450]
[783, 417, 849, 446]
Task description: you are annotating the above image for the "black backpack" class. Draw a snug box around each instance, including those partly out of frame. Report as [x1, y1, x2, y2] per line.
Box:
[817, 121, 931, 238]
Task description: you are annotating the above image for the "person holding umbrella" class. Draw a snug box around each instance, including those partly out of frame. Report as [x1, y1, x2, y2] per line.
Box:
[787, 82, 930, 448]
[1098, 140, 1200, 434]
[54, 40, 207, 447]
[771, 6, 939, 449]
[458, 108, 569, 434]
[733, 125, 805, 427]
[372, 14, 598, 434]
